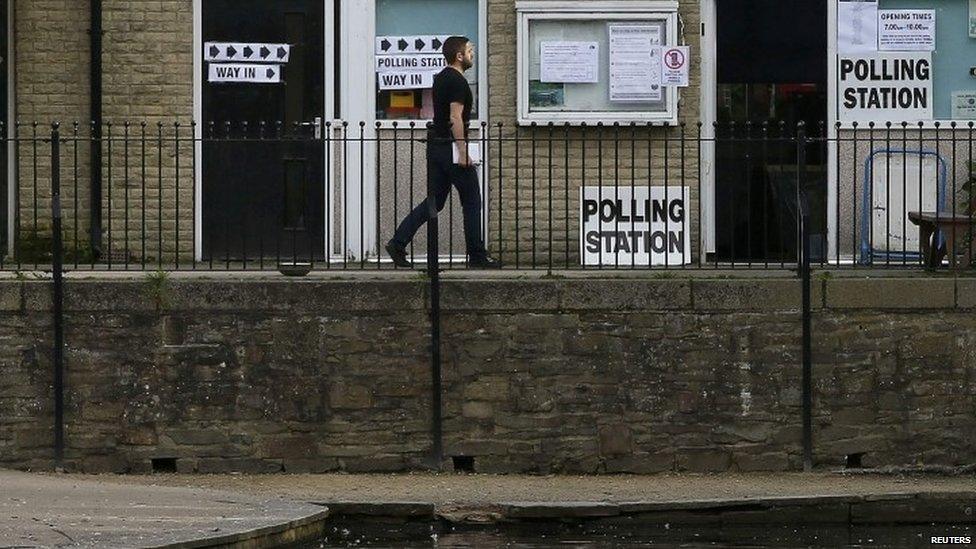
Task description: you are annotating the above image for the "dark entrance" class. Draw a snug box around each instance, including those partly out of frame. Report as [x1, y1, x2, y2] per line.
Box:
[202, 0, 325, 262]
[715, 0, 828, 263]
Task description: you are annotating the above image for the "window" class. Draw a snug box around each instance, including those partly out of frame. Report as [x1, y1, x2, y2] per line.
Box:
[375, 0, 480, 120]
[517, 1, 680, 125]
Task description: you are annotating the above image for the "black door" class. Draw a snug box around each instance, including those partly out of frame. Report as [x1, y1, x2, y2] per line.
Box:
[202, 0, 325, 262]
[715, 0, 827, 263]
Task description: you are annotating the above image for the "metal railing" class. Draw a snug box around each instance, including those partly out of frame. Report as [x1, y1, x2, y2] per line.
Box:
[1, 119, 973, 273]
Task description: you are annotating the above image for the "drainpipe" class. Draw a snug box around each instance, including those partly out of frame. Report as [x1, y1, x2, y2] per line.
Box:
[89, 0, 103, 257]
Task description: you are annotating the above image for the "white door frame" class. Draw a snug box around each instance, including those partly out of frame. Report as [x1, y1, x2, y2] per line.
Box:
[5, 0, 14, 258]
[192, 0, 336, 262]
[343, 0, 490, 261]
[698, 0, 838, 262]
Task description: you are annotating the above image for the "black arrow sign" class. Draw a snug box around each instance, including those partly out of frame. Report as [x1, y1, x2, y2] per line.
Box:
[267, 67, 277, 79]
[398, 38, 408, 51]
[415, 38, 426, 51]
[432, 38, 442, 51]
[243, 46, 253, 58]
[226, 45, 237, 58]
[380, 39, 392, 52]
[209, 45, 219, 58]
[260, 46, 271, 59]
[277, 46, 288, 59]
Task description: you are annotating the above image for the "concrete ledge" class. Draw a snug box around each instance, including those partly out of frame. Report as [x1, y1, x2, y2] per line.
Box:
[441, 279, 561, 311]
[156, 509, 330, 549]
[825, 278, 955, 310]
[692, 279, 819, 311]
[559, 279, 691, 311]
[321, 492, 976, 526]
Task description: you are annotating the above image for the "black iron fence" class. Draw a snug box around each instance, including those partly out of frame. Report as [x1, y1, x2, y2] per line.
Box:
[1, 120, 974, 273]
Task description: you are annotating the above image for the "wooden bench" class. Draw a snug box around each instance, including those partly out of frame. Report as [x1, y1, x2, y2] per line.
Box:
[908, 211, 975, 269]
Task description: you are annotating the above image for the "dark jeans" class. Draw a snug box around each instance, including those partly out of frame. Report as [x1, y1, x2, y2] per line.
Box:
[391, 139, 487, 259]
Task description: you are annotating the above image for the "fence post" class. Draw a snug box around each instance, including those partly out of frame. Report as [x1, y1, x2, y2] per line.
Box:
[51, 122, 65, 469]
[796, 122, 813, 472]
[426, 133, 443, 471]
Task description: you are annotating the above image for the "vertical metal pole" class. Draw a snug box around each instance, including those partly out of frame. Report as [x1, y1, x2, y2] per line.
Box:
[427, 131, 443, 470]
[51, 123, 65, 468]
[797, 122, 813, 472]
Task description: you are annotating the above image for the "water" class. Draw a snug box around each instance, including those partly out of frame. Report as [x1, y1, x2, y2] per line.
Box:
[307, 518, 975, 548]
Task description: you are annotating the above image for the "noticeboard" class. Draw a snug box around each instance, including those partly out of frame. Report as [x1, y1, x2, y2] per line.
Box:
[517, 1, 680, 125]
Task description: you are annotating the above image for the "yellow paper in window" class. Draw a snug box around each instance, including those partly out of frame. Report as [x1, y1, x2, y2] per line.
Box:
[390, 91, 415, 108]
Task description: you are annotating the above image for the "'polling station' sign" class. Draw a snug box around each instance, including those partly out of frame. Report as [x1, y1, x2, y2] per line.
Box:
[839, 52, 932, 123]
[580, 186, 691, 266]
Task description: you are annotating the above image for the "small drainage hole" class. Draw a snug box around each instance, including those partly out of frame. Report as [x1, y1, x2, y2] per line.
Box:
[452, 456, 475, 473]
[152, 457, 178, 473]
[845, 453, 864, 469]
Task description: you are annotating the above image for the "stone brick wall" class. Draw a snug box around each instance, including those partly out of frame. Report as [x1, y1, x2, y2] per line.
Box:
[1, 275, 974, 474]
[483, 0, 703, 265]
[13, 0, 92, 252]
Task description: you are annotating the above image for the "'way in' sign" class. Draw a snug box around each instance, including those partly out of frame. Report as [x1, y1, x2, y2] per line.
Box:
[208, 63, 281, 84]
[378, 71, 435, 91]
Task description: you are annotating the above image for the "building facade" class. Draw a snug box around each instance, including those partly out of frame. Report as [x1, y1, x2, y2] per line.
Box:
[1, 0, 972, 269]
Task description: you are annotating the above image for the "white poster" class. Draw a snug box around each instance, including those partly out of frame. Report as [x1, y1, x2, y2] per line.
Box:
[839, 53, 932, 123]
[375, 54, 446, 73]
[377, 71, 435, 90]
[580, 186, 691, 267]
[951, 91, 976, 119]
[970, 0, 976, 38]
[661, 46, 690, 87]
[208, 63, 281, 84]
[540, 42, 599, 83]
[878, 10, 935, 51]
[838, 0, 879, 54]
[204, 42, 291, 63]
[608, 25, 662, 102]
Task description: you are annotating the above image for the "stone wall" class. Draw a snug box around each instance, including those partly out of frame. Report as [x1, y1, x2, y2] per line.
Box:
[1, 274, 974, 474]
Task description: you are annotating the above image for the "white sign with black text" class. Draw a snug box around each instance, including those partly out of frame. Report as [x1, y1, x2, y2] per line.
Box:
[378, 71, 435, 91]
[838, 0, 879, 54]
[375, 54, 447, 73]
[204, 42, 291, 63]
[208, 63, 282, 84]
[661, 47, 690, 87]
[878, 10, 935, 51]
[580, 186, 691, 267]
[608, 24, 662, 102]
[839, 52, 932, 123]
[540, 41, 599, 83]
[375, 35, 452, 55]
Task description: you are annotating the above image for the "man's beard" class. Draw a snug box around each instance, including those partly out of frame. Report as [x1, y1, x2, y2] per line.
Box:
[461, 58, 473, 70]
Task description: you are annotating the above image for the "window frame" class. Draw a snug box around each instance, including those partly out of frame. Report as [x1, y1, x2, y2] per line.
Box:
[371, 0, 488, 128]
[516, 0, 680, 126]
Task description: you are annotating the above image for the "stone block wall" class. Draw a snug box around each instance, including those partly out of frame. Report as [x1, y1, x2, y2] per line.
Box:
[1, 274, 974, 474]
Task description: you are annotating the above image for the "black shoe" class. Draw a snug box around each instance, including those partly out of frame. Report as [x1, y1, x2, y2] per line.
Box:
[385, 241, 413, 268]
[468, 255, 503, 269]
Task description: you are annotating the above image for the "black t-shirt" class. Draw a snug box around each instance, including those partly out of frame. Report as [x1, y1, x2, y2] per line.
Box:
[431, 67, 472, 139]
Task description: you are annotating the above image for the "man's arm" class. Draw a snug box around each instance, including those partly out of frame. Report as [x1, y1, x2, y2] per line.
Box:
[450, 101, 470, 166]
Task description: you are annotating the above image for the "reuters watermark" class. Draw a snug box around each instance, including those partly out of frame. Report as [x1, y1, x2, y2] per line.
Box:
[931, 536, 972, 545]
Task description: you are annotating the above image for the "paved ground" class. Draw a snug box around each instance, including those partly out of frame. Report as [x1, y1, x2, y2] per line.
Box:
[0, 470, 326, 548]
[6, 470, 975, 547]
[72, 470, 976, 505]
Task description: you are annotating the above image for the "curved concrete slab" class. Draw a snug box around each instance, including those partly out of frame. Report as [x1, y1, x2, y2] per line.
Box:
[0, 470, 327, 548]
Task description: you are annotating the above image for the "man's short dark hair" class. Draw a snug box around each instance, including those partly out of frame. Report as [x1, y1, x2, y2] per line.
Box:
[442, 36, 470, 63]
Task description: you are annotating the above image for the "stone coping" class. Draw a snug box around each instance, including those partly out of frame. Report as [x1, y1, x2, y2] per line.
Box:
[320, 492, 976, 525]
[0, 272, 972, 312]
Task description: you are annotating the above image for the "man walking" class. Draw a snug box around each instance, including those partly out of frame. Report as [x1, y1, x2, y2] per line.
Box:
[386, 36, 501, 269]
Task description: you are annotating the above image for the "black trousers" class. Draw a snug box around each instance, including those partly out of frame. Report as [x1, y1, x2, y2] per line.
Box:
[391, 140, 487, 259]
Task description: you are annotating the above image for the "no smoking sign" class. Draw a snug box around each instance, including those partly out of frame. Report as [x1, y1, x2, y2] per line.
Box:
[661, 46, 690, 87]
